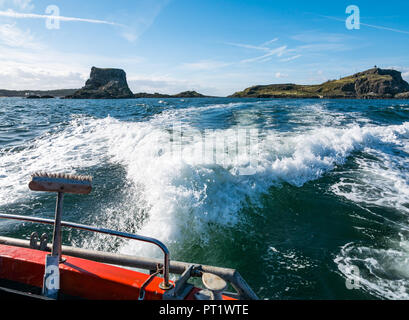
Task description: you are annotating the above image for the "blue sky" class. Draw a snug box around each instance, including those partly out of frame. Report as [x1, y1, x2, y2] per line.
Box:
[0, 0, 408, 96]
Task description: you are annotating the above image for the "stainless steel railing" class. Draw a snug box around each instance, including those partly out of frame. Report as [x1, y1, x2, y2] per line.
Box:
[0, 213, 173, 290]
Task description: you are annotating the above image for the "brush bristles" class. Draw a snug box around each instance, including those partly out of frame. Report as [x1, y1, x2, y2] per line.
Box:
[31, 172, 93, 182]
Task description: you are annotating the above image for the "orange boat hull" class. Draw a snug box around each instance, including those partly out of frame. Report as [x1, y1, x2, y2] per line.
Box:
[0, 244, 172, 300]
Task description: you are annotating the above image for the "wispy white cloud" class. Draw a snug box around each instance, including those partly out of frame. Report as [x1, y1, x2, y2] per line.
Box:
[280, 54, 302, 62]
[180, 60, 231, 71]
[0, 48, 88, 90]
[0, 26, 145, 90]
[0, 1, 169, 43]
[13, 0, 32, 10]
[275, 72, 288, 78]
[319, 14, 409, 35]
[117, 0, 170, 42]
[0, 9, 124, 26]
[226, 38, 281, 53]
[0, 0, 34, 11]
[0, 23, 40, 49]
[0, 6, 153, 90]
[127, 74, 217, 95]
[240, 45, 288, 63]
[181, 40, 290, 75]
[356, 21, 409, 35]
[289, 31, 354, 54]
[261, 38, 279, 46]
[226, 39, 307, 64]
[225, 42, 270, 51]
[0, 65, 85, 90]
[291, 31, 354, 43]
[297, 43, 350, 52]
[121, 31, 138, 43]
[0, 46, 148, 90]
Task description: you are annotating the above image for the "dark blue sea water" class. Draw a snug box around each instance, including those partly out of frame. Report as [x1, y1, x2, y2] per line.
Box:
[1, 97, 409, 299]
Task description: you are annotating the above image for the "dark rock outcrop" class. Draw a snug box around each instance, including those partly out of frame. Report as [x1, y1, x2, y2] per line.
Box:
[173, 91, 207, 98]
[0, 89, 76, 98]
[134, 90, 212, 98]
[26, 95, 54, 99]
[353, 68, 409, 97]
[395, 92, 409, 99]
[230, 68, 409, 99]
[134, 92, 172, 98]
[66, 67, 134, 99]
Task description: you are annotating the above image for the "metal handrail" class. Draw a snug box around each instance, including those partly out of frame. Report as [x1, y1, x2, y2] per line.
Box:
[0, 213, 172, 290]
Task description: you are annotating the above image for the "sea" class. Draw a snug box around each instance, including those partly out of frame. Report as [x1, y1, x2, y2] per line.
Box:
[1, 97, 409, 300]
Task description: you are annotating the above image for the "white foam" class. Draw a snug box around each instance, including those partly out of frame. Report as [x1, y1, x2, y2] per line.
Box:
[331, 121, 409, 215]
[330, 123, 409, 300]
[2, 107, 409, 268]
[107, 119, 409, 258]
[0, 117, 112, 206]
[335, 239, 409, 300]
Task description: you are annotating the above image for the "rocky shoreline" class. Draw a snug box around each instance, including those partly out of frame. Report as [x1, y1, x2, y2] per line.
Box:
[230, 68, 409, 99]
[0, 89, 77, 98]
[1, 67, 408, 100]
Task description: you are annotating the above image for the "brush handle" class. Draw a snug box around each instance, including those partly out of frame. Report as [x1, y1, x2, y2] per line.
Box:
[51, 192, 64, 260]
[29, 178, 92, 194]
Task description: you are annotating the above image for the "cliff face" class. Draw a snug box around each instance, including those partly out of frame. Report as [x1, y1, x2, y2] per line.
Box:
[352, 68, 409, 97]
[230, 68, 409, 99]
[67, 67, 134, 99]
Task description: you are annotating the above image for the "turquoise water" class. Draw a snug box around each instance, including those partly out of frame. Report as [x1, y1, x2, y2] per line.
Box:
[1, 97, 409, 299]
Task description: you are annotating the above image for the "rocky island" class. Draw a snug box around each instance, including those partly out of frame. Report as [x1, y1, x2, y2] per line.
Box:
[66, 67, 134, 99]
[0, 89, 77, 98]
[230, 67, 409, 99]
[133, 91, 211, 98]
[26, 95, 55, 99]
[63, 67, 211, 99]
[173, 91, 210, 98]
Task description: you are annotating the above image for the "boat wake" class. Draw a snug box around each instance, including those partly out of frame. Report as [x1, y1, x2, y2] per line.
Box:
[1, 101, 409, 299]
